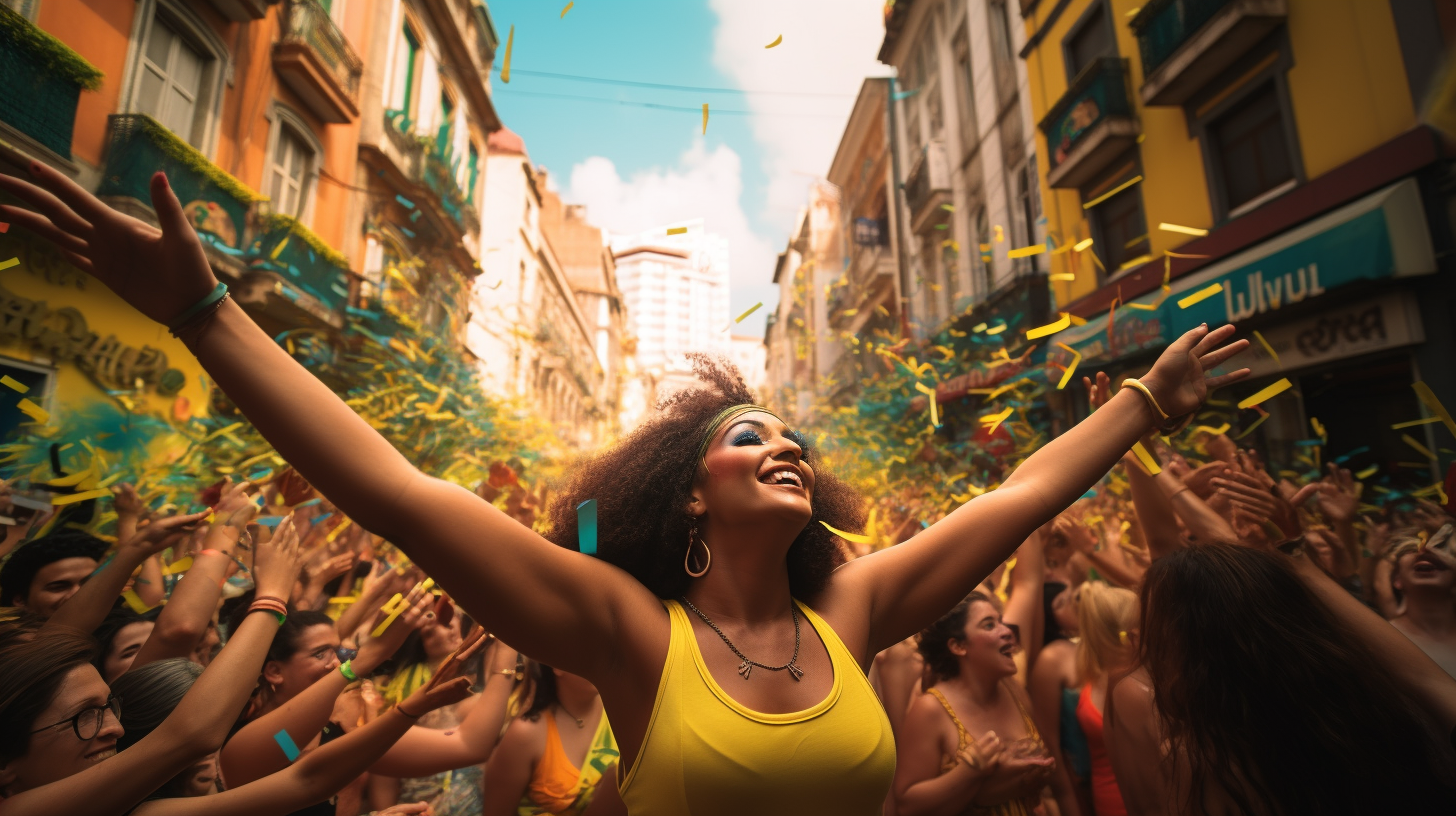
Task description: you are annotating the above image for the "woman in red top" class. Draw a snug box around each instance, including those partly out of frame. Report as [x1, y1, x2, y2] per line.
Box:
[1071, 581, 1137, 816]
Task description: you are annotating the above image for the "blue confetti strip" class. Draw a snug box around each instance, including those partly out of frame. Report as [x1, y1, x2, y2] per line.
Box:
[295, 498, 322, 508]
[255, 516, 284, 528]
[577, 499, 597, 555]
[312, 512, 334, 526]
[273, 730, 301, 762]
[1333, 446, 1371, 464]
[395, 194, 415, 209]
[400, 227, 417, 239]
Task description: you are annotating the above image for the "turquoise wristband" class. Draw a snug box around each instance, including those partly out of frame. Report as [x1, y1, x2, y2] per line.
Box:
[168, 282, 228, 331]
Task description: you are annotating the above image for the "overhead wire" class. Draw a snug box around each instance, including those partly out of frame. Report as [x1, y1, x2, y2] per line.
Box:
[490, 87, 847, 117]
[488, 65, 859, 99]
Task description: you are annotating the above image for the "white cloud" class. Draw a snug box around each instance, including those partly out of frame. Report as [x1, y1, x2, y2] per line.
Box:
[565, 141, 779, 327]
[709, 0, 892, 225]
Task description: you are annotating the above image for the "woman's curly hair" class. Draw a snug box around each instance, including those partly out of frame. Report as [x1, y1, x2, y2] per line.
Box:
[542, 354, 864, 601]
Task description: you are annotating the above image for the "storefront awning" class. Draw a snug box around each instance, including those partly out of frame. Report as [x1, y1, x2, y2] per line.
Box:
[1044, 178, 1435, 371]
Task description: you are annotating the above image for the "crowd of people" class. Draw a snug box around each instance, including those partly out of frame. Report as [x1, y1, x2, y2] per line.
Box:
[0, 164, 1453, 816]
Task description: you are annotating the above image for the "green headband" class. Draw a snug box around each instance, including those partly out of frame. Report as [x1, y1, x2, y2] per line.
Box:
[695, 404, 783, 463]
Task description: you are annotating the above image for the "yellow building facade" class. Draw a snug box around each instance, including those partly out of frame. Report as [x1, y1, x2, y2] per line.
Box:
[1019, 0, 1455, 482]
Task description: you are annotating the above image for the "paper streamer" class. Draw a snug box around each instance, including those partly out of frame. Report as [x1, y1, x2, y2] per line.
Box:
[577, 499, 597, 555]
[765, 34, 783, 48]
[820, 520, 872, 544]
[0, 258, 18, 271]
[51, 488, 112, 506]
[1237, 378, 1292, 410]
[1055, 343, 1082, 390]
[1177, 282, 1223, 309]
[370, 592, 408, 638]
[1, 375, 28, 393]
[561, 1, 573, 16]
[501, 25, 514, 83]
[1130, 441, 1162, 475]
[1158, 222, 1208, 236]
[666, 227, 687, 235]
[1252, 330, 1279, 367]
[1025, 312, 1069, 340]
[1403, 434, 1438, 460]
[273, 730, 301, 762]
[702, 103, 709, 135]
[1413, 381, 1456, 439]
[734, 303, 763, 323]
[17, 399, 48, 423]
[1007, 244, 1046, 259]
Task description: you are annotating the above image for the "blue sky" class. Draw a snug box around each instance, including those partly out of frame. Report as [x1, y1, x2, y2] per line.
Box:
[481, 0, 890, 335]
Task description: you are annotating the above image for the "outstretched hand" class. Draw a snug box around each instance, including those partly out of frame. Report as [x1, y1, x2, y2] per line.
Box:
[122, 509, 212, 557]
[1140, 324, 1251, 418]
[0, 164, 217, 325]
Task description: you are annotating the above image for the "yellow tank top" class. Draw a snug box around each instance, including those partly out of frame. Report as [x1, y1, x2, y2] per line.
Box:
[619, 599, 896, 816]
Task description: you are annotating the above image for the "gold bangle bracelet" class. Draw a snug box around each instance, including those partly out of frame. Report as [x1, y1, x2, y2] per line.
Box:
[1120, 378, 1169, 420]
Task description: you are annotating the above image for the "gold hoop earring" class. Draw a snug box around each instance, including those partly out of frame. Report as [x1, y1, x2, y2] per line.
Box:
[685, 518, 711, 578]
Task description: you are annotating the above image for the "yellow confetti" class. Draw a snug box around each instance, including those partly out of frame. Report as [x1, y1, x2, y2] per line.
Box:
[735, 302, 763, 323]
[1055, 343, 1082, 390]
[1177, 282, 1224, 309]
[1025, 312, 1070, 340]
[994, 557, 1016, 604]
[993, 225, 1005, 243]
[1237, 378, 1292, 410]
[820, 520, 872, 544]
[1082, 175, 1143, 210]
[326, 518, 354, 543]
[765, 34, 782, 48]
[501, 25, 514, 83]
[1234, 412, 1271, 440]
[0, 258, 18, 271]
[1189, 423, 1231, 437]
[269, 236, 289, 260]
[980, 407, 1014, 435]
[1130, 441, 1162, 475]
[915, 382, 939, 428]
[702, 103, 709, 135]
[1402, 433, 1438, 460]
[371, 592, 409, 638]
[1073, 237, 1094, 252]
[1008, 244, 1045, 259]
[985, 324, 1007, 335]
[121, 590, 152, 614]
[1310, 417, 1327, 441]
[560, 1, 573, 16]
[1048, 273, 1076, 281]
[666, 226, 687, 235]
[50, 488, 114, 506]
[0, 375, 28, 393]
[16, 399, 48, 424]
[1124, 287, 1170, 311]
[1355, 464, 1379, 479]
[1413, 381, 1456, 439]
[1158, 222, 1208, 237]
[163, 556, 194, 576]
[1252, 330, 1279, 367]
[1393, 417, 1442, 430]
[47, 468, 95, 487]
[972, 322, 987, 333]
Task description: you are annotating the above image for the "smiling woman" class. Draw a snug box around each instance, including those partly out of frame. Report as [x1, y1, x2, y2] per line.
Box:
[542, 354, 863, 602]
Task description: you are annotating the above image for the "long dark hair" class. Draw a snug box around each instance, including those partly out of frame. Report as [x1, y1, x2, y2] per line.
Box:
[916, 591, 993, 682]
[520, 660, 559, 722]
[0, 627, 97, 764]
[1140, 544, 1456, 814]
[542, 354, 864, 601]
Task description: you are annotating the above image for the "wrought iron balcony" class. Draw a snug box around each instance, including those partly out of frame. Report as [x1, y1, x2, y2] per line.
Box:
[1132, 0, 1287, 106]
[274, 0, 363, 123]
[1039, 58, 1139, 189]
[97, 115, 263, 254]
[0, 5, 101, 160]
[422, 142, 470, 233]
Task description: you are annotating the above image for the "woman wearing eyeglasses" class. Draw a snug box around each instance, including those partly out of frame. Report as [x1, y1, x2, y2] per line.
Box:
[0, 516, 472, 816]
[220, 589, 519, 809]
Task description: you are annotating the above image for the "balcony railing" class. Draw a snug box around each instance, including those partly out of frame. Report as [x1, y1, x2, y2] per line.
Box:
[245, 214, 352, 314]
[1134, 0, 1232, 76]
[274, 0, 362, 123]
[0, 6, 102, 159]
[1131, 0, 1286, 106]
[422, 143, 469, 232]
[1039, 58, 1139, 189]
[97, 115, 263, 251]
[904, 140, 951, 233]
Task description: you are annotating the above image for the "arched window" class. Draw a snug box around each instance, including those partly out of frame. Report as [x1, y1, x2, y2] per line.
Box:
[266, 106, 323, 221]
[123, 0, 230, 153]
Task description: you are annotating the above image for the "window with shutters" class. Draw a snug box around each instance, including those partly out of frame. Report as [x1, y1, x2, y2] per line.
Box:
[269, 125, 314, 219]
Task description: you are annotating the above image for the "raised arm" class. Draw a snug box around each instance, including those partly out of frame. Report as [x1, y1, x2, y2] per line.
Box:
[134, 677, 474, 816]
[221, 585, 433, 785]
[1001, 529, 1046, 669]
[133, 481, 259, 669]
[0, 519, 304, 816]
[370, 639, 519, 777]
[836, 324, 1249, 654]
[0, 165, 664, 684]
[43, 509, 210, 635]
